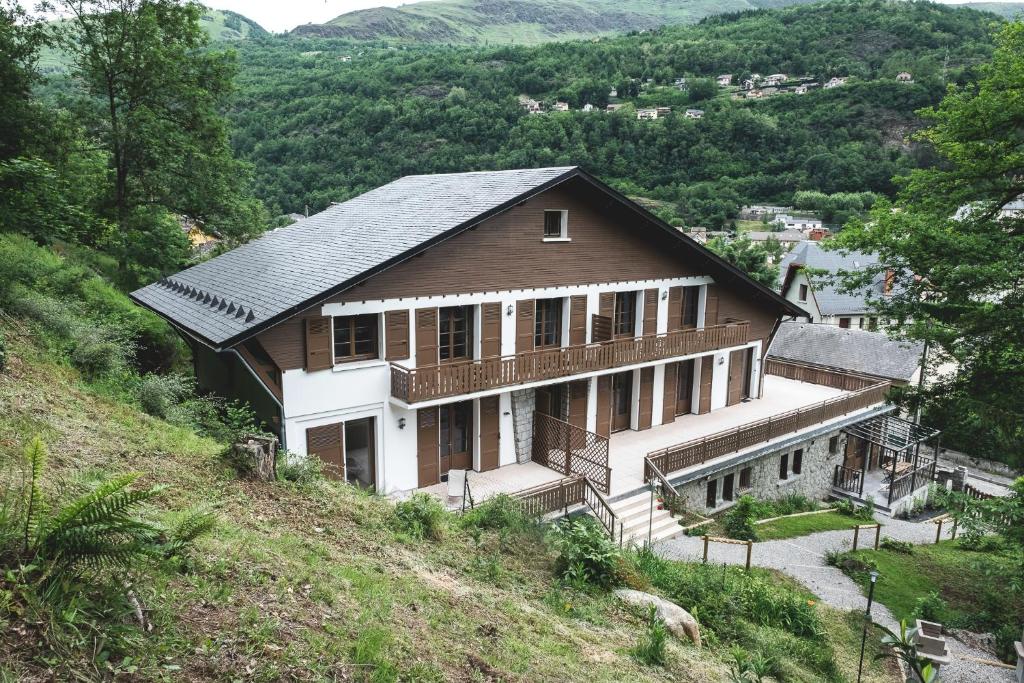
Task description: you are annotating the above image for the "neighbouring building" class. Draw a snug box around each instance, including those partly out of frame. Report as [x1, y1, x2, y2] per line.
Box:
[133, 167, 916, 543]
[582, 103, 596, 112]
[745, 230, 805, 255]
[773, 214, 823, 231]
[763, 73, 787, 86]
[519, 96, 542, 113]
[684, 109, 704, 119]
[636, 108, 659, 120]
[824, 76, 847, 89]
[778, 240, 892, 330]
[606, 103, 624, 112]
[896, 71, 913, 82]
[739, 204, 791, 220]
[552, 101, 570, 112]
[717, 74, 733, 86]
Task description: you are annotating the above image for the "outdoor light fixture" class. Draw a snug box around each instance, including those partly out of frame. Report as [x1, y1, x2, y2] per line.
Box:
[398, 417, 406, 430]
[506, 304, 514, 317]
[661, 290, 668, 300]
[717, 355, 726, 365]
[857, 571, 881, 682]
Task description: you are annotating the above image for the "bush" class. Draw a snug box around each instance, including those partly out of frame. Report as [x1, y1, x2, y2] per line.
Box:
[461, 494, 539, 534]
[769, 494, 816, 517]
[276, 452, 324, 484]
[70, 325, 133, 379]
[392, 493, 447, 541]
[631, 606, 668, 666]
[833, 498, 875, 521]
[879, 537, 914, 554]
[723, 495, 759, 541]
[550, 517, 623, 589]
[912, 591, 947, 621]
[137, 372, 192, 418]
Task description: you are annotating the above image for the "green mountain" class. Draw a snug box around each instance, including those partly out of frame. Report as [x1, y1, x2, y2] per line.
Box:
[951, 2, 1024, 19]
[198, 8, 267, 41]
[292, 0, 822, 43]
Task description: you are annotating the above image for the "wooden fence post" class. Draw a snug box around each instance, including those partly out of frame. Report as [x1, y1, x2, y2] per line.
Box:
[702, 535, 709, 564]
[745, 540, 753, 571]
[853, 524, 860, 551]
[874, 524, 881, 550]
[935, 518, 943, 544]
[951, 518, 958, 540]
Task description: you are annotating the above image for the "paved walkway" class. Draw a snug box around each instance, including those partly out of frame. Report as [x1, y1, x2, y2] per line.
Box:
[655, 516, 1015, 681]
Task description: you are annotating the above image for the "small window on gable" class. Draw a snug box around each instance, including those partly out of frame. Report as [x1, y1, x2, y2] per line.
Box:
[543, 210, 567, 239]
[798, 284, 808, 302]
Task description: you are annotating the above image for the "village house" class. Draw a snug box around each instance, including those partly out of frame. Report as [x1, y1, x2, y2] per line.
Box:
[606, 103, 624, 112]
[608, 87, 618, 98]
[636, 108, 659, 120]
[746, 89, 763, 99]
[823, 76, 847, 89]
[741, 78, 757, 91]
[684, 109, 704, 119]
[673, 77, 687, 90]
[896, 71, 913, 82]
[739, 204, 791, 220]
[773, 214, 823, 231]
[763, 73, 787, 86]
[794, 84, 809, 94]
[716, 74, 733, 86]
[581, 103, 596, 113]
[133, 167, 917, 543]
[778, 240, 892, 331]
[519, 96, 542, 114]
[745, 230, 805, 256]
[552, 101, 570, 112]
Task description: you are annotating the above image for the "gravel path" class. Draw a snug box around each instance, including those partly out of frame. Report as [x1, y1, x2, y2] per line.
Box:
[655, 515, 1016, 681]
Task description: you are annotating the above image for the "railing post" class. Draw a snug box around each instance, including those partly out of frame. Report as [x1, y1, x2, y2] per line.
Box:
[564, 424, 572, 476]
[745, 540, 753, 571]
[935, 518, 943, 544]
[853, 524, 860, 551]
[702, 535, 709, 563]
[874, 523, 880, 550]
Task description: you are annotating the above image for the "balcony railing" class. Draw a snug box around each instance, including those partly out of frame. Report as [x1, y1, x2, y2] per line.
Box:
[390, 321, 750, 403]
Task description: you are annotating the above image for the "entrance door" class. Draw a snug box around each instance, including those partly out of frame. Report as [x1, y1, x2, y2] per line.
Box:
[478, 396, 500, 472]
[343, 418, 376, 489]
[440, 401, 472, 476]
[676, 359, 695, 415]
[535, 384, 565, 419]
[611, 371, 633, 432]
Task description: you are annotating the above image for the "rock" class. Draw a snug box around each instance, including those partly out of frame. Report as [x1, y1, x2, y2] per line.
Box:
[614, 588, 701, 647]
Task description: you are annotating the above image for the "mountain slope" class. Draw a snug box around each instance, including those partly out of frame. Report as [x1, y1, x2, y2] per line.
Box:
[199, 9, 267, 41]
[292, 0, 821, 43]
[951, 2, 1024, 19]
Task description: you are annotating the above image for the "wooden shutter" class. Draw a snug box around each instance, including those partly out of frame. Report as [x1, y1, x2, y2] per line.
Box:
[478, 396, 500, 472]
[698, 356, 714, 414]
[591, 314, 612, 343]
[306, 422, 344, 480]
[727, 349, 744, 406]
[415, 308, 438, 366]
[599, 292, 614, 319]
[304, 317, 333, 371]
[643, 288, 658, 336]
[569, 295, 587, 345]
[515, 299, 535, 353]
[667, 287, 683, 331]
[638, 367, 654, 430]
[596, 375, 611, 438]
[704, 285, 719, 327]
[417, 407, 439, 487]
[662, 363, 677, 425]
[385, 310, 410, 361]
[480, 302, 502, 358]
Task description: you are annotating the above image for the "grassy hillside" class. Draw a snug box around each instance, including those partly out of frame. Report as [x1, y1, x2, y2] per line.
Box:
[199, 8, 268, 41]
[0, 235, 900, 681]
[294, 0, 820, 44]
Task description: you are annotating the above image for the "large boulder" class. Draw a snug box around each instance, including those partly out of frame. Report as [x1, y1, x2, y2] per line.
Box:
[614, 588, 701, 647]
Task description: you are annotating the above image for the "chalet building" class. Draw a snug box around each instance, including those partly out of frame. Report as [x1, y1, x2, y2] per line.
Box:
[896, 71, 913, 82]
[823, 76, 847, 89]
[684, 109, 704, 119]
[779, 241, 891, 330]
[716, 74, 733, 86]
[134, 168, 918, 542]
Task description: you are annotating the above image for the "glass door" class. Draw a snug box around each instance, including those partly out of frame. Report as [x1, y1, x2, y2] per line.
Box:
[440, 401, 472, 476]
[343, 418, 375, 489]
[611, 371, 633, 432]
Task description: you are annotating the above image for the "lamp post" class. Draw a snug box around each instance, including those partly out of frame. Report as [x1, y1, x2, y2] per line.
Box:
[857, 570, 880, 683]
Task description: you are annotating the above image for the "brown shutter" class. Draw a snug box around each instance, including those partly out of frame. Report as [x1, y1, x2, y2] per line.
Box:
[515, 299, 535, 354]
[569, 295, 587, 345]
[478, 396, 500, 472]
[667, 287, 683, 331]
[591, 314, 612, 343]
[417, 407, 439, 487]
[727, 349, 744, 406]
[481, 302, 502, 358]
[698, 356, 714, 414]
[304, 317, 333, 371]
[704, 285, 719, 327]
[385, 310, 410, 361]
[638, 367, 654, 430]
[596, 375, 611, 438]
[306, 422, 344, 480]
[643, 288, 658, 336]
[599, 292, 614, 319]
[568, 379, 589, 449]
[415, 308, 438, 366]
[662, 363, 677, 425]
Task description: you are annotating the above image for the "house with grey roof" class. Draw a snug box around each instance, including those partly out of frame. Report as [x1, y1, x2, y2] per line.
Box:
[132, 167, 904, 535]
[778, 240, 891, 330]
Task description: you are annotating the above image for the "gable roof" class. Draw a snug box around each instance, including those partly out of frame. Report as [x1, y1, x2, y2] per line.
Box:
[768, 321, 923, 383]
[778, 240, 883, 315]
[132, 166, 802, 349]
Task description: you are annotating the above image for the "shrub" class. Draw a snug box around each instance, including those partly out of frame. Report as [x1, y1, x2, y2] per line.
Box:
[392, 493, 447, 541]
[70, 325, 133, 379]
[880, 537, 914, 554]
[833, 498, 875, 521]
[276, 452, 324, 484]
[549, 517, 623, 589]
[723, 495, 759, 541]
[912, 591, 948, 622]
[631, 606, 668, 666]
[461, 494, 538, 534]
[770, 494, 816, 517]
[137, 373, 192, 419]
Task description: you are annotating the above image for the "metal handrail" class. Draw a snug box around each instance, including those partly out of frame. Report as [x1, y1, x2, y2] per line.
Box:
[461, 474, 475, 514]
[582, 477, 619, 541]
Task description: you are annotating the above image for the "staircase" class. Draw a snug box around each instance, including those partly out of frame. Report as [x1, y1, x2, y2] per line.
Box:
[610, 488, 684, 547]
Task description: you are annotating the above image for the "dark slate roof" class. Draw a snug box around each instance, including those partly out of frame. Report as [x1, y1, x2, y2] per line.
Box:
[132, 167, 576, 346]
[778, 241, 883, 315]
[768, 321, 923, 382]
[133, 166, 803, 348]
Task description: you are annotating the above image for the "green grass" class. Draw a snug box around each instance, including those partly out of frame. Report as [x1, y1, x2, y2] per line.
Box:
[755, 511, 868, 541]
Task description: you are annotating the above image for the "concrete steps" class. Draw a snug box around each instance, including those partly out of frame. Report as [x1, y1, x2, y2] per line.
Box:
[609, 489, 685, 547]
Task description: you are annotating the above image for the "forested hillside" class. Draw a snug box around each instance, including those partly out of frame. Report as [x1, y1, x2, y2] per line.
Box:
[228, 0, 1001, 226]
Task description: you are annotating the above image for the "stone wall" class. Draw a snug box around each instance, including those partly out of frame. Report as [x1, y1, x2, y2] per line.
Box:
[511, 389, 536, 463]
[676, 428, 847, 514]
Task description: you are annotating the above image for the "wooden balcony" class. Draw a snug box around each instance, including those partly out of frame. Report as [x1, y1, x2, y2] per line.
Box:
[390, 321, 750, 404]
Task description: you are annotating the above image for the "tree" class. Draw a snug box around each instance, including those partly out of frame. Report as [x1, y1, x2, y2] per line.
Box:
[50, 0, 264, 279]
[706, 235, 780, 288]
[0, 0, 43, 160]
[833, 22, 1024, 466]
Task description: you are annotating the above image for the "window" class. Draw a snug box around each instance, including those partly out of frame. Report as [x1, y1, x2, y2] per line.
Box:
[682, 286, 699, 328]
[613, 291, 637, 337]
[705, 479, 717, 508]
[534, 298, 562, 348]
[543, 210, 567, 239]
[739, 467, 752, 489]
[838, 317, 851, 329]
[723, 473, 735, 502]
[333, 314, 379, 362]
[858, 318, 865, 329]
[798, 283, 808, 302]
[829, 436, 840, 454]
[868, 317, 879, 331]
[792, 448, 803, 475]
[779, 453, 789, 480]
[439, 306, 473, 361]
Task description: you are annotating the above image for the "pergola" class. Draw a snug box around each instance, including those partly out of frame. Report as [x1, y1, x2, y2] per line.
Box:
[841, 415, 941, 505]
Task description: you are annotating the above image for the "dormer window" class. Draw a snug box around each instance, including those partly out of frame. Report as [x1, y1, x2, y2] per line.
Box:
[543, 210, 568, 240]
